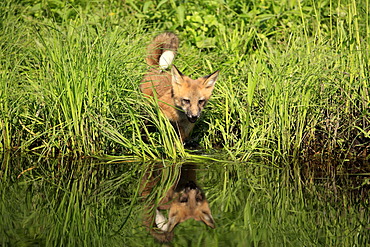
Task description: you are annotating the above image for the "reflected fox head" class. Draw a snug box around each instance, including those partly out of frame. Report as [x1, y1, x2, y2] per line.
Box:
[155, 181, 215, 233]
[171, 66, 219, 123]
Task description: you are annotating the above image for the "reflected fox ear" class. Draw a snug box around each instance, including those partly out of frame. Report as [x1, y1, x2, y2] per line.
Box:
[171, 65, 184, 86]
[167, 215, 180, 233]
[200, 212, 216, 229]
[203, 70, 219, 89]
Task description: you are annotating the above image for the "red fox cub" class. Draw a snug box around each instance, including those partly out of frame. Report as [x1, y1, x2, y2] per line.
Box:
[140, 32, 219, 142]
[141, 164, 215, 242]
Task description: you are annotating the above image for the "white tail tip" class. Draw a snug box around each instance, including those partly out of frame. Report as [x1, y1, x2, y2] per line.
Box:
[159, 50, 175, 70]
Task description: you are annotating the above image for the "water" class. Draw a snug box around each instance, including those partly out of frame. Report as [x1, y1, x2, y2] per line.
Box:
[1, 154, 369, 246]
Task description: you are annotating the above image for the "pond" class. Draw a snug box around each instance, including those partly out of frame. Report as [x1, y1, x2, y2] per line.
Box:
[1, 154, 369, 246]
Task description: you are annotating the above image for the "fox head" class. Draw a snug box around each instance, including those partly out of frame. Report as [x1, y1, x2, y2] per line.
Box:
[155, 181, 215, 233]
[171, 66, 219, 123]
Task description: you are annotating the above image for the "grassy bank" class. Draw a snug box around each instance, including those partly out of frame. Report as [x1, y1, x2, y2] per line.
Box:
[1, 0, 369, 161]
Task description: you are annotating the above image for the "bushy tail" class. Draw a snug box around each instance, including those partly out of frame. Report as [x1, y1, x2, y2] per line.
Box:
[146, 32, 179, 68]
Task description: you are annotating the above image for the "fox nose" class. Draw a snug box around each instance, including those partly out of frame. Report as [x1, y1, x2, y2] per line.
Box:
[188, 115, 198, 123]
[185, 181, 198, 190]
[187, 112, 199, 123]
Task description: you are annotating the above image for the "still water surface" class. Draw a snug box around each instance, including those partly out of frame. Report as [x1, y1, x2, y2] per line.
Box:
[1, 154, 369, 246]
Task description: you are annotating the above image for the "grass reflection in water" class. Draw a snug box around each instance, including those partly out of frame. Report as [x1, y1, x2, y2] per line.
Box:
[0, 155, 369, 246]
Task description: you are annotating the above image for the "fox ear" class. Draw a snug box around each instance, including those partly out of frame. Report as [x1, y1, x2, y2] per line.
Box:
[203, 70, 219, 89]
[171, 65, 184, 86]
[200, 212, 216, 229]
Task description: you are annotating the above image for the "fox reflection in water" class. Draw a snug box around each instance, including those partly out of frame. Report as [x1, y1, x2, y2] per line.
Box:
[141, 164, 215, 242]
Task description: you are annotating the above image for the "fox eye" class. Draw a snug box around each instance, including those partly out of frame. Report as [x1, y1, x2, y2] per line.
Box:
[180, 197, 188, 203]
[182, 99, 190, 105]
[198, 99, 205, 105]
[196, 195, 203, 202]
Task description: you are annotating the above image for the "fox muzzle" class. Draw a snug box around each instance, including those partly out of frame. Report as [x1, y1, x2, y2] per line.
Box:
[186, 111, 200, 123]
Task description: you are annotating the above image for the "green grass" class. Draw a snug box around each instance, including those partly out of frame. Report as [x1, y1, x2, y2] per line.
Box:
[0, 0, 369, 162]
[1, 2, 368, 245]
